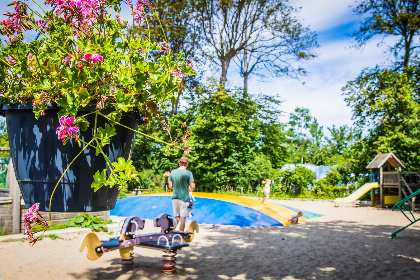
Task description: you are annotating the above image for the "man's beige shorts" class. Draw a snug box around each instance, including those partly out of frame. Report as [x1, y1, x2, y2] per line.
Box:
[172, 199, 191, 217]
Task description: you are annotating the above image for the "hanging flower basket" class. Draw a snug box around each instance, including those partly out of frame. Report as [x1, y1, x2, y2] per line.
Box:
[0, 1, 195, 214]
[1, 103, 138, 212]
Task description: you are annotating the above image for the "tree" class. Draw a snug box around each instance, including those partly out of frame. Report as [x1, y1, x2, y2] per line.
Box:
[325, 125, 361, 165]
[286, 107, 326, 165]
[131, 0, 202, 115]
[193, 0, 317, 89]
[352, 0, 420, 71]
[255, 94, 288, 169]
[187, 87, 264, 191]
[278, 166, 315, 196]
[343, 68, 420, 170]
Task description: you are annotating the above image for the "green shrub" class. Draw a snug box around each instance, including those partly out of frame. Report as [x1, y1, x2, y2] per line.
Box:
[277, 166, 315, 196]
[65, 213, 111, 231]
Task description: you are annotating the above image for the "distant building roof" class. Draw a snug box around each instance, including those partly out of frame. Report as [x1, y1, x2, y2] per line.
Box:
[366, 152, 405, 169]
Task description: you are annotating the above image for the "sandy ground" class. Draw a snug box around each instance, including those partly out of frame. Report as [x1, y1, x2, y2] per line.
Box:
[1, 199, 420, 280]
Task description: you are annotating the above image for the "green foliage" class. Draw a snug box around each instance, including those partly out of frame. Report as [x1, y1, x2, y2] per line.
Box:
[188, 88, 268, 191]
[343, 69, 420, 171]
[324, 168, 342, 186]
[0, 231, 6, 236]
[310, 184, 347, 199]
[286, 107, 327, 165]
[276, 166, 315, 196]
[65, 213, 110, 231]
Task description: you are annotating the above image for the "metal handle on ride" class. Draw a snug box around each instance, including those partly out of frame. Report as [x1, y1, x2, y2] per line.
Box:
[172, 234, 184, 244]
[157, 235, 169, 247]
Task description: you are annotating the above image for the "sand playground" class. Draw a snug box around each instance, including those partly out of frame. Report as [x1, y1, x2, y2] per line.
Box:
[0, 198, 420, 280]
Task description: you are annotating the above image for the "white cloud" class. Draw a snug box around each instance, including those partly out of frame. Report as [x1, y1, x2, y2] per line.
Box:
[297, 0, 359, 32]
[245, 35, 391, 130]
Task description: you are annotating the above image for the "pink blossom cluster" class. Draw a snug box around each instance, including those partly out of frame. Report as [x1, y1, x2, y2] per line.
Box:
[161, 119, 172, 138]
[171, 61, 193, 80]
[22, 203, 48, 245]
[161, 120, 192, 154]
[84, 53, 103, 63]
[7, 56, 16, 66]
[62, 55, 74, 68]
[133, 0, 153, 24]
[35, 19, 49, 30]
[1, 0, 27, 36]
[45, 0, 106, 31]
[180, 128, 190, 143]
[158, 41, 170, 54]
[170, 65, 190, 89]
[56, 115, 80, 142]
[62, 50, 102, 70]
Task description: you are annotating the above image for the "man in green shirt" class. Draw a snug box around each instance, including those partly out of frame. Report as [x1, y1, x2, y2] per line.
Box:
[168, 156, 195, 231]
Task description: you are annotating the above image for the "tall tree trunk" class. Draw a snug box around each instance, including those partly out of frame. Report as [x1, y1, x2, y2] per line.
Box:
[243, 47, 249, 96]
[219, 59, 230, 89]
[171, 91, 182, 116]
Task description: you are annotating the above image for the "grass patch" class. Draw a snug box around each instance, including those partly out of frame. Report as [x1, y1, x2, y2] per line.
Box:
[31, 223, 67, 233]
[45, 234, 64, 240]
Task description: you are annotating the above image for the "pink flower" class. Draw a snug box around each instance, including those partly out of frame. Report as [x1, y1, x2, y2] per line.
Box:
[23, 203, 40, 223]
[171, 66, 184, 79]
[22, 203, 48, 245]
[7, 56, 16, 65]
[56, 115, 79, 142]
[62, 55, 74, 68]
[84, 53, 103, 63]
[45, 0, 106, 32]
[1, 0, 27, 36]
[158, 41, 170, 54]
[69, 1, 83, 8]
[131, 0, 153, 24]
[91, 53, 103, 63]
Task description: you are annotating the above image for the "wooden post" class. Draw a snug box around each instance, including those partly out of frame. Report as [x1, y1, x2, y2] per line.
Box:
[380, 166, 383, 208]
[103, 210, 110, 222]
[6, 157, 21, 234]
[398, 167, 402, 204]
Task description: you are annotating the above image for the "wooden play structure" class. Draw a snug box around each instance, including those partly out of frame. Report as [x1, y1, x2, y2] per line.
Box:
[366, 152, 405, 208]
[366, 152, 420, 238]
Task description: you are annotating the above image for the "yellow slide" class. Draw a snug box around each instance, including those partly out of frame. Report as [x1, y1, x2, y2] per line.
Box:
[334, 182, 379, 205]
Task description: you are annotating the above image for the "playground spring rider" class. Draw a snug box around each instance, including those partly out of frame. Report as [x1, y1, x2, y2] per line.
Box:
[79, 213, 199, 273]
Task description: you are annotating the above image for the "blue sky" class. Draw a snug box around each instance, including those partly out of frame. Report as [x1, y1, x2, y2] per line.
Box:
[1, 0, 391, 131]
[241, 0, 391, 130]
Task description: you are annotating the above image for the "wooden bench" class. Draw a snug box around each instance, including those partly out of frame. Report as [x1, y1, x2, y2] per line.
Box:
[132, 188, 150, 195]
